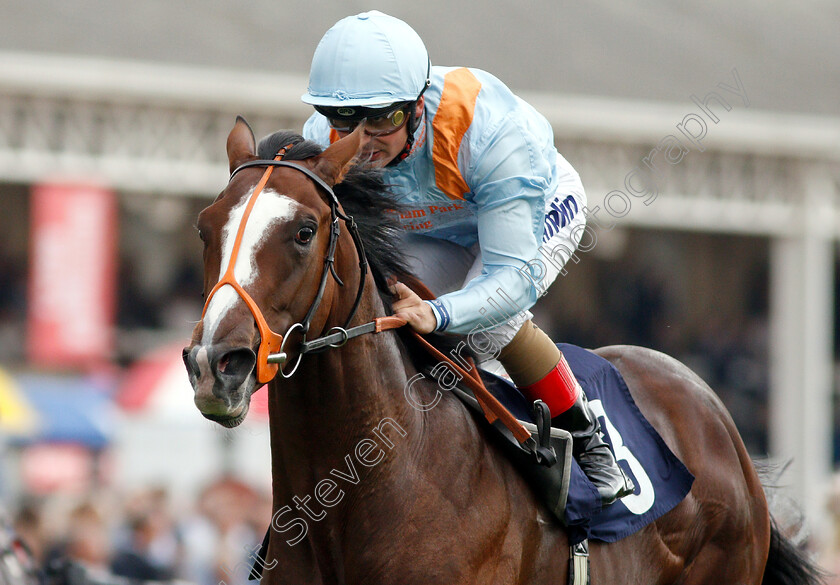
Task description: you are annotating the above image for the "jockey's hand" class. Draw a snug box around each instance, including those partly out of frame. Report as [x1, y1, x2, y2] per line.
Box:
[390, 281, 437, 334]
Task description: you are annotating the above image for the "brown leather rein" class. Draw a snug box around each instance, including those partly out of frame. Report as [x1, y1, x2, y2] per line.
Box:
[201, 146, 535, 447]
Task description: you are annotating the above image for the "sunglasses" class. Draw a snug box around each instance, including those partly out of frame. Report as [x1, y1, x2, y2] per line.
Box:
[326, 105, 411, 137]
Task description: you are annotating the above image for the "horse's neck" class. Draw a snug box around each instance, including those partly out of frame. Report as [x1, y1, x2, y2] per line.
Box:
[272, 330, 415, 445]
[262, 279, 546, 584]
[266, 283, 427, 499]
[265, 283, 440, 580]
[276, 291, 412, 419]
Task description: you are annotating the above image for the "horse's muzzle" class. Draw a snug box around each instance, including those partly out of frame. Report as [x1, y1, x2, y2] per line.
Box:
[182, 344, 257, 425]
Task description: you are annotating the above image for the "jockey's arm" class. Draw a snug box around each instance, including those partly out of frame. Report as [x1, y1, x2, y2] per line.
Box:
[424, 116, 576, 336]
[392, 194, 546, 335]
[425, 196, 544, 335]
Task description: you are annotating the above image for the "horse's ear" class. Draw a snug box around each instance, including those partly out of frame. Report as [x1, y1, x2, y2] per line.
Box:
[226, 116, 257, 174]
[312, 124, 364, 186]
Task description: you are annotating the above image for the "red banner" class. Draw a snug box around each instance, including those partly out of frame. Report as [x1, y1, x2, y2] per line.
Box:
[27, 182, 117, 368]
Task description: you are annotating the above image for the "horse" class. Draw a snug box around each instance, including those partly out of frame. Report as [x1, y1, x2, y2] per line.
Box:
[183, 117, 825, 585]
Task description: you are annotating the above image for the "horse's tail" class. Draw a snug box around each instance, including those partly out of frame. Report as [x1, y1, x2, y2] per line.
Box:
[756, 459, 827, 585]
[762, 517, 826, 585]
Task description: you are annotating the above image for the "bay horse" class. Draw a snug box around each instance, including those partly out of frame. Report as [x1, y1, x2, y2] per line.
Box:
[183, 117, 824, 585]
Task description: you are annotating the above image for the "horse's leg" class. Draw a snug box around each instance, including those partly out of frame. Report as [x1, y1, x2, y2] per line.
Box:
[681, 543, 765, 585]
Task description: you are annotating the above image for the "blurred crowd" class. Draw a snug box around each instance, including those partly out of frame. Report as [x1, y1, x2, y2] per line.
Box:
[9, 477, 270, 585]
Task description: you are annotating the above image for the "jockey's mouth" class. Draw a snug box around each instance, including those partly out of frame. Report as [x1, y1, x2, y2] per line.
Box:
[362, 147, 384, 162]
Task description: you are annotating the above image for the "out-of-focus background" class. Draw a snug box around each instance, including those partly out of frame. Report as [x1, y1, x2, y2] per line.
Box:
[0, 0, 838, 582]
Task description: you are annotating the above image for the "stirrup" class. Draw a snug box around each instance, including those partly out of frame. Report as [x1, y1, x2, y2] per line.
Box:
[531, 400, 557, 467]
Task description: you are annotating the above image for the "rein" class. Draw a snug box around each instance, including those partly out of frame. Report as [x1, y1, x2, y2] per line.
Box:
[203, 147, 538, 453]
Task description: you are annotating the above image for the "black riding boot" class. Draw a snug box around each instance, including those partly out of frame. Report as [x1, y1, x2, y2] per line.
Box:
[552, 392, 635, 507]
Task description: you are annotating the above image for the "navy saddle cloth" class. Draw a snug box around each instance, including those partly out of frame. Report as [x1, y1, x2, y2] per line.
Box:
[480, 343, 694, 545]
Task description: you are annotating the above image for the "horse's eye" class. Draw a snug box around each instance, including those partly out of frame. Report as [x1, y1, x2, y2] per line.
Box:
[295, 226, 315, 245]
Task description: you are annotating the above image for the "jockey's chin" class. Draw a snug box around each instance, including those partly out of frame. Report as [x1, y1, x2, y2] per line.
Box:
[359, 145, 394, 168]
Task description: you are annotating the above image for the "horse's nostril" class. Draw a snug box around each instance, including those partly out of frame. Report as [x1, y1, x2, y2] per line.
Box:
[214, 348, 256, 379]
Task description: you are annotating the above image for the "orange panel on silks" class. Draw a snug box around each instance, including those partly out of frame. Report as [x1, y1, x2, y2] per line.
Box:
[432, 68, 482, 201]
[326, 68, 482, 202]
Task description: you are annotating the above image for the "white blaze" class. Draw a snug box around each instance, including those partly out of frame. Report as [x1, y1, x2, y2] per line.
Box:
[202, 188, 299, 344]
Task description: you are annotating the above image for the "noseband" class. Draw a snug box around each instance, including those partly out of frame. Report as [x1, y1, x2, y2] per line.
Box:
[201, 145, 369, 382]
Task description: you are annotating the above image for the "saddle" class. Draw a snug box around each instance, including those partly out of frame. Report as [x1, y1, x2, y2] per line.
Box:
[450, 368, 575, 525]
[425, 341, 695, 547]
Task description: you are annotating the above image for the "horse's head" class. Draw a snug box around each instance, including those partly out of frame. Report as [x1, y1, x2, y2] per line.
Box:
[182, 117, 362, 427]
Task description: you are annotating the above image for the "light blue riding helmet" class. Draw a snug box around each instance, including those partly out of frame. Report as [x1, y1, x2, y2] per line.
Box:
[302, 11, 431, 108]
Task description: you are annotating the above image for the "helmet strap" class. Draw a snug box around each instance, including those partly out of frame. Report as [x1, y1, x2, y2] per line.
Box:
[387, 62, 431, 167]
[387, 88, 428, 166]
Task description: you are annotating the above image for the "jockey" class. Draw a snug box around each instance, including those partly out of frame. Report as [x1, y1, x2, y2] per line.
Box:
[301, 11, 633, 507]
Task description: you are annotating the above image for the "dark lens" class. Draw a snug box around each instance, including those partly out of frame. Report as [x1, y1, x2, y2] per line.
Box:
[365, 107, 410, 136]
[328, 118, 358, 133]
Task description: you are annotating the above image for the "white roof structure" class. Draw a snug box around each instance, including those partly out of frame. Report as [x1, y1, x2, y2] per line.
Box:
[1, 0, 838, 116]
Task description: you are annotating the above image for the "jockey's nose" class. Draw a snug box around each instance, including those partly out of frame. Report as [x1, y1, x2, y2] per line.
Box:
[359, 132, 374, 148]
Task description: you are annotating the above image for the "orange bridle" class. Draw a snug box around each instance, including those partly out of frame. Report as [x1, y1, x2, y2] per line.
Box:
[200, 145, 372, 383]
[201, 147, 292, 383]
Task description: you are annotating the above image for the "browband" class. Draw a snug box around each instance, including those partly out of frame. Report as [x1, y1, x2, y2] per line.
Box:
[230, 159, 341, 209]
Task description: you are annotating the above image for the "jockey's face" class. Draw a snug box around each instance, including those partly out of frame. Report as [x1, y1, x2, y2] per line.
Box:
[334, 98, 424, 168]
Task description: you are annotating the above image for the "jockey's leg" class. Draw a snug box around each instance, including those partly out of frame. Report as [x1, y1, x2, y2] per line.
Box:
[497, 320, 634, 507]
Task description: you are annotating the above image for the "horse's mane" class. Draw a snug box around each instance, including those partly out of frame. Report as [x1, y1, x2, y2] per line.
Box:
[258, 131, 413, 299]
[257, 130, 470, 368]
